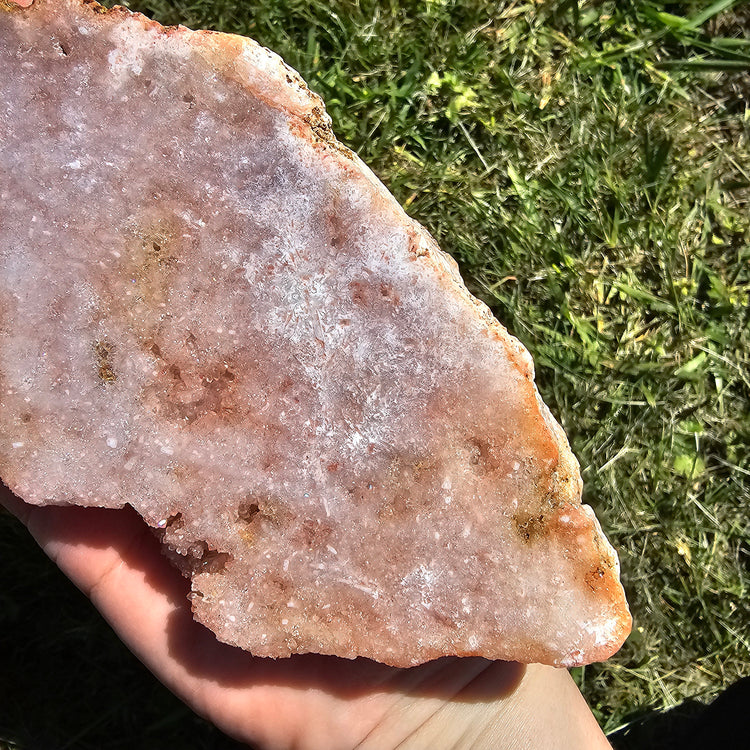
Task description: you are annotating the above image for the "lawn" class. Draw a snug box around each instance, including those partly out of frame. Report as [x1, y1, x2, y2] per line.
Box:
[1, 0, 748, 747]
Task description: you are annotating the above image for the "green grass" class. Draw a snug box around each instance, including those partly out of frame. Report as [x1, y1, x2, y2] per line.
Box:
[2, 0, 749, 747]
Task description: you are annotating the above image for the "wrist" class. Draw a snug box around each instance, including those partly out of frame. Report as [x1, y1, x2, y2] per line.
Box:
[356, 662, 611, 750]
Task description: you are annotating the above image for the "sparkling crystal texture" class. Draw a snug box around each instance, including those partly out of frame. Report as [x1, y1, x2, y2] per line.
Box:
[0, 0, 631, 667]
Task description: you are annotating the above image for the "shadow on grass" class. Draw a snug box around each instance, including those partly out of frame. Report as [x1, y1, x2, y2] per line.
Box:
[610, 676, 750, 750]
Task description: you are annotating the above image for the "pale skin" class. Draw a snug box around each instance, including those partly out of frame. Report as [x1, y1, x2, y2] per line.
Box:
[1, 487, 612, 750]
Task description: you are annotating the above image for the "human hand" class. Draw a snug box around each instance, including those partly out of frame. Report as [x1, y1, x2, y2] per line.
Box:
[1, 485, 611, 749]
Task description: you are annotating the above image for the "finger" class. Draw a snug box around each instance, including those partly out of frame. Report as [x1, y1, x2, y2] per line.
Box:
[0, 490, 384, 747]
[0, 482, 149, 599]
[1, 485, 544, 750]
[0, 481, 32, 525]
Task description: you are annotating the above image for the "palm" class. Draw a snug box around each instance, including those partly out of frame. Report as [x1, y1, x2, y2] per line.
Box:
[1, 488, 526, 748]
[2, 486, 610, 750]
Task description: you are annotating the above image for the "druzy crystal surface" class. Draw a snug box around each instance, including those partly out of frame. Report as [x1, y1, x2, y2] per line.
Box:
[0, 0, 631, 667]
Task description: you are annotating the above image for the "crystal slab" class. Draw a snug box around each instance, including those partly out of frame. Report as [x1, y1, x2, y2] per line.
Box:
[0, 0, 631, 667]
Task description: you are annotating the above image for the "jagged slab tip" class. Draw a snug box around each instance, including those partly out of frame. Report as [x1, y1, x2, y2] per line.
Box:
[0, 0, 631, 667]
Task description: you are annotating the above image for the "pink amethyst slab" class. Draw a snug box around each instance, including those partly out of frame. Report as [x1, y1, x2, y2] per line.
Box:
[0, 0, 631, 667]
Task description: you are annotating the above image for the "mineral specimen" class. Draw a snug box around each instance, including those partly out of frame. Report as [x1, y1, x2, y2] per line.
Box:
[0, 0, 631, 667]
